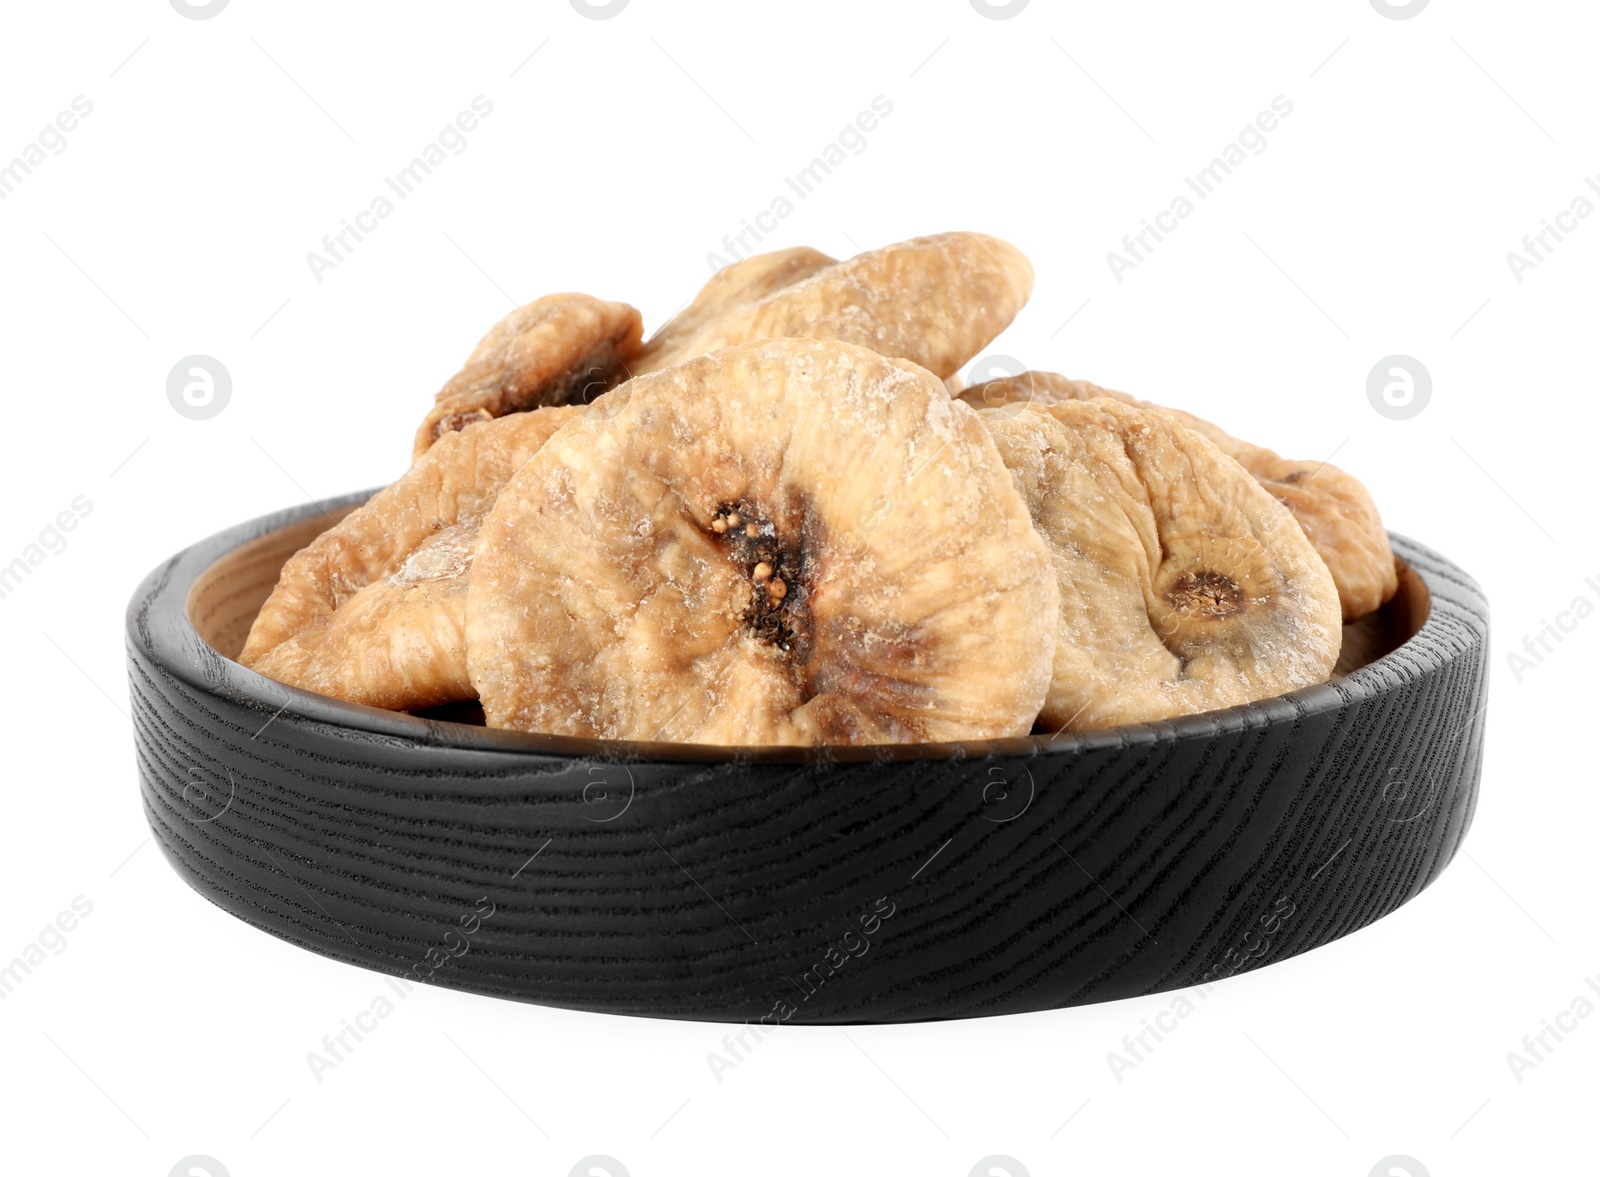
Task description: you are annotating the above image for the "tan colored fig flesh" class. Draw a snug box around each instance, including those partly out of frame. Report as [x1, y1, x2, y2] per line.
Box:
[960, 371, 1397, 620]
[466, 338, 1059, 745]
[981, 399, 1343, 731]
[413, 294, 641, 460]
[241, 407, 579, 708]
[631, 233, 1034, 381]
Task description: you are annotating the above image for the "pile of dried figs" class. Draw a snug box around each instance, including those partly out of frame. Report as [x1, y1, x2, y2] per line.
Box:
[240, 232, 1397, 745]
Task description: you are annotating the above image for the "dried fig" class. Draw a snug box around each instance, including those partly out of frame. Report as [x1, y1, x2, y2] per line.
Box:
[632, 233, 1034, 381]
[249, 522, 477, 710]
[412, 294, 641, 460]
[643, 245, 837, 353]
[242, 407, 579, 708]
[960, 371, 1397, 620]
[981, 399, 1342, 731]
[466, 338, 1058, 745]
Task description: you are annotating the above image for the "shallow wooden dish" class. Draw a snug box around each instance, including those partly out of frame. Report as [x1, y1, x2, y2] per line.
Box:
[126, 492, 1488, 1022]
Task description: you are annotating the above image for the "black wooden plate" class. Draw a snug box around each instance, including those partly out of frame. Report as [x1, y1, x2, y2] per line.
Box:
[126, 492, 1488, 1022]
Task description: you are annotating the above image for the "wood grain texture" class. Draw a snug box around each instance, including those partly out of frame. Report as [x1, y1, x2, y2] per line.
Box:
[127, 494, 1489, 1023]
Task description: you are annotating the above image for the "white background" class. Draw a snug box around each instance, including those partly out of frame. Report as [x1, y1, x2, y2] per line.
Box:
[0, 0, 1594, 1173]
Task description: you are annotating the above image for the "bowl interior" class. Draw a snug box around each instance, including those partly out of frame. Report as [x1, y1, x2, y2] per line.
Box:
[1333, 559, 1430, 675]
[185, 511, 1431, 731]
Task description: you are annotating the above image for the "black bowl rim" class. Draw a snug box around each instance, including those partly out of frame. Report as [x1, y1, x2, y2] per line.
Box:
[129, 490, 1456, 766]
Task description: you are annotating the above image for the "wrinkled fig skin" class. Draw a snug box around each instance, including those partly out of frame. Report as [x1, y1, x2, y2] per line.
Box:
[466, 338, 1059, 746]
[632, 233, 1034, 382]
[412, 294, 641, 461]
[242, 408, 579, 708]
[961, 371, 1398, 620]
[250, 523, 476, 710]
[981, 399, 1343, 732]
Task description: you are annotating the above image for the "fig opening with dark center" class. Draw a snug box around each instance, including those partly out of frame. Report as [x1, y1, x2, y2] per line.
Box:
[710, 500, 809, 657]
[1166, 570, 1245, 619]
